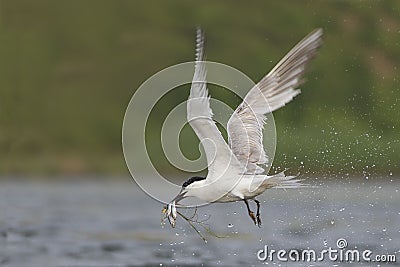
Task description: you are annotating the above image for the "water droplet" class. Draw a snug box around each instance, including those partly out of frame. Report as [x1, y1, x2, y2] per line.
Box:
[383, 228, 387, 232]
[339, 207, 345, 212]
[330, 219, 335, 225]
[227, 223, 234, 228]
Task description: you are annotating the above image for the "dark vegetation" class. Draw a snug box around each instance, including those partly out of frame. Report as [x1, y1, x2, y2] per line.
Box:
[1, 0, 399, 177]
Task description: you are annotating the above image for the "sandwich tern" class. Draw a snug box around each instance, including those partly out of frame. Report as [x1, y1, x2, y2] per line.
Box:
[164, 28, 322, 227]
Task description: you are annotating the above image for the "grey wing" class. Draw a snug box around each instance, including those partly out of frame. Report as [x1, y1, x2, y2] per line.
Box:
[227, 29, 323, 174]
[188, 29, 243, 181]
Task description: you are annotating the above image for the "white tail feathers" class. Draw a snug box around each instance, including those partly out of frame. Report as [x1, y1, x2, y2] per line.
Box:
[263, 171, 311, 189]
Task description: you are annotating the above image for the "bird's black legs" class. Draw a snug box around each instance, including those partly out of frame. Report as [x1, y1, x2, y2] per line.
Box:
[243, 199, 262, 227]
[254, 199, 262, 226]
[243, 199, 257, 226]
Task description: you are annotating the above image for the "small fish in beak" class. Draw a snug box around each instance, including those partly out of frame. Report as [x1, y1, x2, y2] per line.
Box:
[168, 202, 177, 227]
[161, 201, 177, 228]
[161, 190, 186, 228]
[171, 201, 177, 219]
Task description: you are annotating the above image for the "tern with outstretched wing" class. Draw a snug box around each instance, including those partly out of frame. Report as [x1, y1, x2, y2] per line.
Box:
[165, 28, 322, 227]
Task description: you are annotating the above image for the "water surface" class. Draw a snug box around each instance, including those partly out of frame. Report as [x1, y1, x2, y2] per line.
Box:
[2, 178, 399, 266]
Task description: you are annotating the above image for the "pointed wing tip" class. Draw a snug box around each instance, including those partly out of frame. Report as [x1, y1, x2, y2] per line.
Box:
[309, 28, 323, 39]
[310, 28, 324, 45]
[314, 28, 323, 35]
[195, 28, 205, 62]
[300, 28, 323, 49]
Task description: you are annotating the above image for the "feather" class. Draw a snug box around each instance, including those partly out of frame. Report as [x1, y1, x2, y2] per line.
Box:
[227, 29, 323, 174]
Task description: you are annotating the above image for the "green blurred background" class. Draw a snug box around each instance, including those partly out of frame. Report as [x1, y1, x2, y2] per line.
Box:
[1, 0, 399, 178]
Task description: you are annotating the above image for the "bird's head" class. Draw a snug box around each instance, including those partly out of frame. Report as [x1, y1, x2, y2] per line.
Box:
[172, 176, 206, 203]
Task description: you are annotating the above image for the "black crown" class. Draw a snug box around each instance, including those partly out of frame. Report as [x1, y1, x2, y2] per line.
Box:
[182, 176, 206, 188]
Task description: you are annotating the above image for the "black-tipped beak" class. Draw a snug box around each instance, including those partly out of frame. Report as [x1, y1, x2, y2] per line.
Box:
[172, 190, 186, 203]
